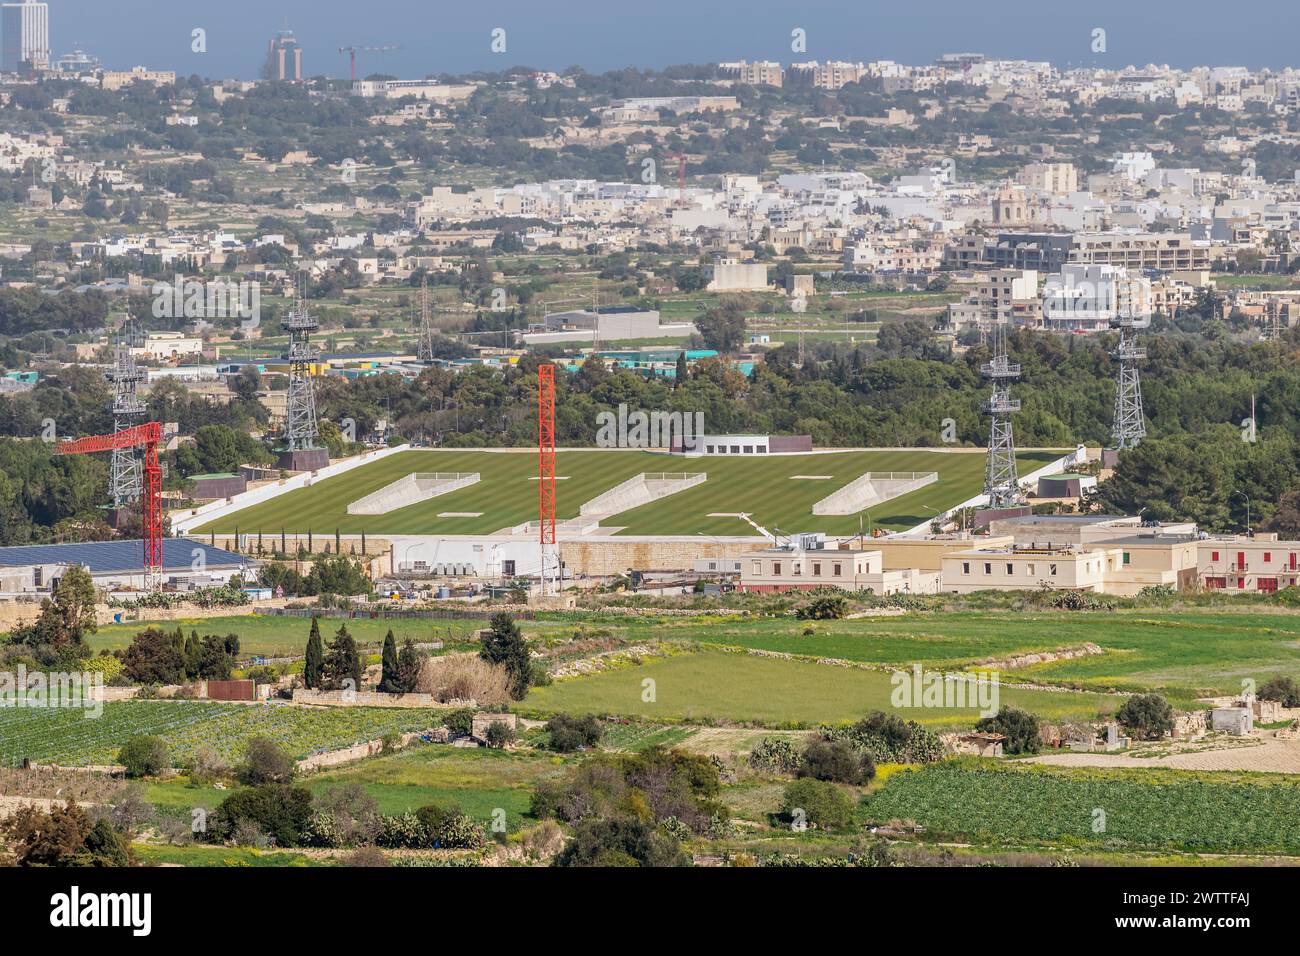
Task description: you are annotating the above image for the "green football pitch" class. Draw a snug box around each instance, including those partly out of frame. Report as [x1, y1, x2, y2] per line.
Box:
[193, 447, 1063, 537]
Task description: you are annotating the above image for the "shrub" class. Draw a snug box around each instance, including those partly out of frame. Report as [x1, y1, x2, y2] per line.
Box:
[1259, 676, 1300, 708]
[478, 612, 532, 700]
[1045, 590, 1115, 611]
[340, 846, 389, 867]
[417, 653, 513, 706]
[554, 817, 689, 867]
[1116, 693, 1175, 740]
[545, 713, 604, 752]
[748, 736, 801, 775]
[485, 720, 516, 749]
[376, 811, 426, 849]
[240, 737, 295, 785]
[796, 595, 848, 620]
[780, 778, 854, 829]
[186, 745, 229, 785]
[798, 737, 875, 785]
[413, 803, 486, 849]
[211, 784, 314, 847]
[530, 745, 723, 836]
[118, 735, 170, 778]
[444, 708, 475, 737]
[824, 711, 945, 764]
[82, 655, 125, 682]
[974, 706, 1042, 755]
[2, 801, 133, 866]
[307, 784, 381, 847]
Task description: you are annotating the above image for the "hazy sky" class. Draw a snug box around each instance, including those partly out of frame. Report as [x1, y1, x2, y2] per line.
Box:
[38, 0, 1300, 79]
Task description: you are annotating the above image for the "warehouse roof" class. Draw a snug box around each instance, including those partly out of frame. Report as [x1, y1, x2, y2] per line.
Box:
[0, 539, 248, 573]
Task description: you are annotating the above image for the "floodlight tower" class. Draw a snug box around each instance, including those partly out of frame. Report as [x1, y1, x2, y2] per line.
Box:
[282, 278, 322, 464]
[537, 364, 559, 595]
[417, 274, 435, 363]
[981, 322, 1024, 510]
[107, 322, 147, 508]
[1110, 314, 1147, 450]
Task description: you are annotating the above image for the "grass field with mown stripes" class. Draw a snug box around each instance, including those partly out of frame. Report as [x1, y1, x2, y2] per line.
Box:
[194, 447, 1062, 536]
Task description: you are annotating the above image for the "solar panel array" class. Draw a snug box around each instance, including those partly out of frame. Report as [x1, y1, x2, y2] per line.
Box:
[0, 538, 247, 573]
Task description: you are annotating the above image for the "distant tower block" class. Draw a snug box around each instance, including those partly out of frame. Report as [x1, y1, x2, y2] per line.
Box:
[1111, 315, 1147, 451]
[279, 283, 329, 472]
[981, 323, 1025, 510]
[107, 322, 146, 513]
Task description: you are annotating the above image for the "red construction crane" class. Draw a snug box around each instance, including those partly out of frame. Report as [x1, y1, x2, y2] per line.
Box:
[57, 421, 163, 592]
[338, 44, 399, 82]
[537, 364, 557, 594]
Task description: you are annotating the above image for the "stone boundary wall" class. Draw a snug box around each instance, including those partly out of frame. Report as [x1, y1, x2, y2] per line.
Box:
[291, 688, 473, 709]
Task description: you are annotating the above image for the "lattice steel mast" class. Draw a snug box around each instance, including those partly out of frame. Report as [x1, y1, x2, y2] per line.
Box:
[417, 274, 435, 363]
[981, 322, 1024, 510]
[1111, 315, 1147, 450]
[537, 364, 558, 595]
[107, 321, 146, 508]
[282, 278, 321, 451]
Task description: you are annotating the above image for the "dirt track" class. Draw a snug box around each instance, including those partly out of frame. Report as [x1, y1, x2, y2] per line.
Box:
[1025, 736, 1300, 773]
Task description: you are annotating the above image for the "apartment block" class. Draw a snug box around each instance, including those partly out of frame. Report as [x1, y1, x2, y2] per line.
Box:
[1041, 263, 1152, 332]
[942, 535, 1198, 596]
[718, 60, 783, 87]
[1069, 233, 1212, 271]
[1200, 534, 1300, 592]
[1016, 162, 1079, 195]
[788, 60, 869, 90]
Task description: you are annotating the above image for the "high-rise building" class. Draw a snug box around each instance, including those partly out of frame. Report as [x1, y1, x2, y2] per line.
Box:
[1, 0, 49, 73]
[267, 29, 302, 82]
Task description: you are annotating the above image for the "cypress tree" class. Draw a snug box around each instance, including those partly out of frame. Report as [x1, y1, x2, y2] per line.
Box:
[479, 612, 531, 700]
[304, 616, 324, 689]
[397, 639, 422, 693]
[675, 351, 687, 386]
[323, 623, 362, 691]
[378, 629, 399, 693]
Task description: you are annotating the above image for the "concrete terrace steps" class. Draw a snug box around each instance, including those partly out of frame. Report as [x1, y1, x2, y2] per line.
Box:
[345, 472, 480, 515]
[579, 471, 707, 518]
[811, 471, 939, 515]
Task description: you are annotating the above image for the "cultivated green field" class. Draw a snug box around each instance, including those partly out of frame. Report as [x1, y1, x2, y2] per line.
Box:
[631, 609, 1300, 702]
[0, 701, 447, 767]
[143, 744, 565, 834]
[194, 447, 1061, 536]
[865, 761, 1300, 855]
[522, 649, 1118, 728]
[86, 613, 483, 658]
[306, 744, 563, 830]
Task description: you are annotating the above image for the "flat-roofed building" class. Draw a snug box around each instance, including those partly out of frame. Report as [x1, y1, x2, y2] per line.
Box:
[740, 544, 940, 594]
[1016, 162, 1078, 195]
[1069, 232, 1212, 271]
[718, 60, 784, 87]
[942, 528, 1200, 595]
[1200, 534, 1300, 592]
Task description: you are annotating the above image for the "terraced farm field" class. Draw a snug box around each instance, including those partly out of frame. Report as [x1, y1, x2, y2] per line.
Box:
[0, 701, 447, 767]
[633, 609, 1300, 702]
[522, 649, 1118, 728]
[84, 613, 484, 657]
[865, 761, 1300, 855]
[194, 447, 1062, 536]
